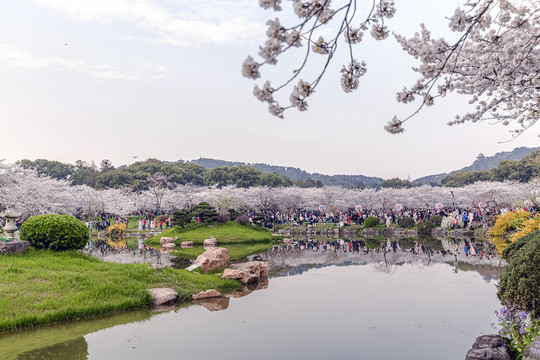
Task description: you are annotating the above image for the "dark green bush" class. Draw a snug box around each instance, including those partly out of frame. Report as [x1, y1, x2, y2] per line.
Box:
[416, 221, 435, 236]
[19, 214, 89, 251]
[227, 209, 241, 221]
[502, 230, 540, 261]
[428, 215, 443, 226]
[398, 217, 416, 228]
[364, 216, 380, 228]
[172, 209, 192, 228]
[498, 230, 540, 317]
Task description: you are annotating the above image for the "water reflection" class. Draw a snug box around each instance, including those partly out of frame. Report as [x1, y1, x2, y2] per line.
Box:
[261, 237, 502, 283]
[3, 236, 503, 360]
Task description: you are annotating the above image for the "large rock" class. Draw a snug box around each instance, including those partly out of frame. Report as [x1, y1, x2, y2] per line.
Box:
[221, 261, 268, 284]
[525, 336, 540, 360]
[195, 247, 229, 273]
[181, 241, 195, 248]
[147, 288, 178, 306]
[192, 289, 222, 300]
[160, 237, 175, 246]
[0, 241, 30, 254]
[203, 237, 217, 248]
[465, 334, 512, 360]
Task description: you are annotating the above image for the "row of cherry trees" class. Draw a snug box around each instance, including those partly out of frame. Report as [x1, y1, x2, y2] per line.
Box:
[1, 162, 537, 219]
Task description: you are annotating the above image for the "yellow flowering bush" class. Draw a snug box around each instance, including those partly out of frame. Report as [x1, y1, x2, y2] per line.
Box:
[490, 210, 539, 254]
[510, 214, 540, 242]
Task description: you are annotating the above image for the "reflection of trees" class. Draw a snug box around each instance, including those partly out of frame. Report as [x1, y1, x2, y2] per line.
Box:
[263, 241, 501, 281]
[17, 336, 88, 360]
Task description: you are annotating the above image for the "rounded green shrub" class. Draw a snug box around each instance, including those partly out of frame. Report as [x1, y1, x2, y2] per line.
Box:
[398, 217, 415, 228]
[428, 215, 443, 226]
[498, 230, 540, 316]
[364, 216, 380, 228]
[20, 214, 89, 251]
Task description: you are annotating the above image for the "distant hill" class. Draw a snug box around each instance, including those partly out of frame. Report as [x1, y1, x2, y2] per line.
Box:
[187, 158, 384, 188]
[413, 147, 539, 185]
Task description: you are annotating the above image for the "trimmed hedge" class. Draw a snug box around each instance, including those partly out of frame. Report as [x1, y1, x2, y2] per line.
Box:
[19, 214, 89, 251]
[398, 217, 415, 228]
[364, 216, 380, 228]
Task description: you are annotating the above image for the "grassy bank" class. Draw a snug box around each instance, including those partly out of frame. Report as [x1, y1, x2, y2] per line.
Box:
[145, 222, 277, 247]
[0, 249, 239, 333]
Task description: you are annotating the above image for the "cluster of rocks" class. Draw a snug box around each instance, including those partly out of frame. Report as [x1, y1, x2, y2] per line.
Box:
[159, 237, 197, 253]
[465, 334, 540, 360]
[148, 244, 269, 311]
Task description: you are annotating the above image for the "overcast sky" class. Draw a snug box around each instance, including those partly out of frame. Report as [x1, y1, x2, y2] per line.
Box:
[1, 0, 538, 180]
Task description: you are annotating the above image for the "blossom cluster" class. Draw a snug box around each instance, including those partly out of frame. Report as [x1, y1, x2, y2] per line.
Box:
[394, 0, 540, 136]
[244, 0, 540, 137]
[243, 0, 397, 119]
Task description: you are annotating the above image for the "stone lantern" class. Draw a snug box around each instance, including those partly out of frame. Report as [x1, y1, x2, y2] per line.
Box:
[1, 209, 21, 241]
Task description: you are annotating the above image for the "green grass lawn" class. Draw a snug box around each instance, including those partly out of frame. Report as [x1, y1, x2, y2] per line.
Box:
[0, 249, 239, 333]
[145, 222, 276, 247]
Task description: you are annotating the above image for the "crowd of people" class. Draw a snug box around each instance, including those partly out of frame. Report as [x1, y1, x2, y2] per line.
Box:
[244, 204, 539, 230]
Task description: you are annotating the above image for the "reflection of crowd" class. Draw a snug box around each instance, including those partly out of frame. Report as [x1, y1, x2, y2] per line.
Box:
[271, 238, 498, 260]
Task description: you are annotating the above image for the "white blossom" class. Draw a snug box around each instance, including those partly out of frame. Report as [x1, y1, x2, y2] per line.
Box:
[259, 0, 282, 11]
[384, 116, 405, 134]
[253, 81, 274, 103]
[241, 56, 260, 79]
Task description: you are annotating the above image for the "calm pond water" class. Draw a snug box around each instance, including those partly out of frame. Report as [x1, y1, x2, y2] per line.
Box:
[3, 243, 502, 360]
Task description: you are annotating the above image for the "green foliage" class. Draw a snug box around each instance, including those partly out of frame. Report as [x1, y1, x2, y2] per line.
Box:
[382, 177, 413, 189]
[260, 172, 293, 187]
[494, 307, 540, 360]
[429, 215, 443, 226]
[417, 220, 436, 235]
[502, 230, 539, 261]
[19, 215, 89, 251]
[17, 159, 74, 180]
[295, 178, 324, 188]
[498, 230, 540, 317]
[228, 208, 241, 221]
[172, 209, 192, 228]
[190, 202, 218, 223]
[364, 216, 380, 228]
[145, 222, 274, 247]
[398, 217, 415, 228]
[442, 149, 540, 186]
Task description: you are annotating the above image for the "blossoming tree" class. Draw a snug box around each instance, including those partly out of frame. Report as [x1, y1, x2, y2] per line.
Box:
[243, 0, 540, 136]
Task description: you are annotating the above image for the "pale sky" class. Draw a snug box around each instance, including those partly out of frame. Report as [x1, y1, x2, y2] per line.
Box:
[1, 0, 538, 180]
